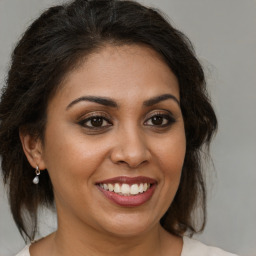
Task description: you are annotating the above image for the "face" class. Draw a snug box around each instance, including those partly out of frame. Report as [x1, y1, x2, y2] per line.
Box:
[39, 44, 186, 237]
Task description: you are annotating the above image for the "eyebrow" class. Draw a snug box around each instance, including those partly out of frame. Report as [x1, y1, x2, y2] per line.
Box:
[143, 94, 180, 107]
[66, 93, 180, 110]
[66, 96, 118, 110]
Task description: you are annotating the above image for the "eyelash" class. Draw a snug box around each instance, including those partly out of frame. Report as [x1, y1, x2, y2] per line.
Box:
[78, 111, 175, 130]
[144, 112, 176, 127]
[78, 114, 112, 129]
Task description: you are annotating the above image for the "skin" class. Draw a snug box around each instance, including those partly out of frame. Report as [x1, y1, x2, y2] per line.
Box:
[21, 44, 186, 256]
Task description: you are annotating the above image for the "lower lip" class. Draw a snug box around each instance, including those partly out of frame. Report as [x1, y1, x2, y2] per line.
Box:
[97, 184, 156, 207]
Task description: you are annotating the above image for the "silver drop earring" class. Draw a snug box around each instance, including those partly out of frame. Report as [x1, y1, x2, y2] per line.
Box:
[32, 166, 40, 184]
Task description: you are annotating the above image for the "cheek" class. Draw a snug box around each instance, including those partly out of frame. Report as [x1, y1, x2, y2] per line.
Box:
[153, 128, 186, 195]
[41, 126, 108, 193]
[148, 129, 186, 219]
[155, 130, 186, 174]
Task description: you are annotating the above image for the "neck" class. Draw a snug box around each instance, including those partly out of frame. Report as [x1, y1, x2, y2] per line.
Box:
[43, 215, 181, 256]
[54, 221, 161, 256]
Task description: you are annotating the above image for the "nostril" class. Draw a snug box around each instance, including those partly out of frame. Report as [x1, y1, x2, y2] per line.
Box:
[116, 159, 148, 169]
[110, 140, 150, 168]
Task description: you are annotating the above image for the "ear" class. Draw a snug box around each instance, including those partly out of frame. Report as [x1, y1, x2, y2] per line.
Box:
[19, 130, 46, 171]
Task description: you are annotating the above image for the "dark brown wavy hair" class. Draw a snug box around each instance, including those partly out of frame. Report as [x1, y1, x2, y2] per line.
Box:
[0, 0, 217, 242]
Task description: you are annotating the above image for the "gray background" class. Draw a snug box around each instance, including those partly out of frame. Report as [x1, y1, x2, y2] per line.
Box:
[0, 0, 255, 255]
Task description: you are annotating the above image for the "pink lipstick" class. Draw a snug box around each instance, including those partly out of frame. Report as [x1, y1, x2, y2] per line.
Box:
[96, 176, 157, 207]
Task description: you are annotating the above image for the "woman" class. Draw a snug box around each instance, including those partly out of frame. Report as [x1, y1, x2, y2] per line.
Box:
[0, 0, 238, 255]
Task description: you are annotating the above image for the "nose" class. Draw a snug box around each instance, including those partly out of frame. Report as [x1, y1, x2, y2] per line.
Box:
[110, 127, 150, 168]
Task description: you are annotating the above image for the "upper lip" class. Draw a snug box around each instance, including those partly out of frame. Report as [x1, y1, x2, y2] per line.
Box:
[96, 176, 157, 185]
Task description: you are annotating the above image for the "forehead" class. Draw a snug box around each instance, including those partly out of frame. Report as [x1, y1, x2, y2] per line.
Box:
[52, 44, 180, 106]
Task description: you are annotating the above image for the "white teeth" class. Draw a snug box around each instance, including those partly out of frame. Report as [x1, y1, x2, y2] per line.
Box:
[114, 183, 121, 193]
[143, 183, 147, 191]
[108, 184, 114, 192]
[130, 184, 139, 195]
[100, 183, 151, 196]
[138, 183, 144, 193]
[121, 184, 130, 194]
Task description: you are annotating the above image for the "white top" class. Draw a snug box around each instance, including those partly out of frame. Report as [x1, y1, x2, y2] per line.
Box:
[15, 236, 238, 256]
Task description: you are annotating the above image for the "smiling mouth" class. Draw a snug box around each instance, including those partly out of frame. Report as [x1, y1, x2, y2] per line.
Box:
[96, 176, 157, 207]
[98, 183, 151, 196]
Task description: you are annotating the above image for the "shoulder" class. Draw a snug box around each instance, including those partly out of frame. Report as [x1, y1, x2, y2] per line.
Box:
[14, 245, 30, 256]
[181, 236, 239, 256]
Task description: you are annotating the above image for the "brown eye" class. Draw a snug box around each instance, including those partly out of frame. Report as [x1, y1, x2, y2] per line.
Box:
[79, 116, 112, 128]
[144, 113, 175, 127]
[151, 116, 165, 125]
[90, 117, 104, 127]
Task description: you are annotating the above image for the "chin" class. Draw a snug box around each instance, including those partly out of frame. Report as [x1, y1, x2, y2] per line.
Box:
[98, 212, 159, 238]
